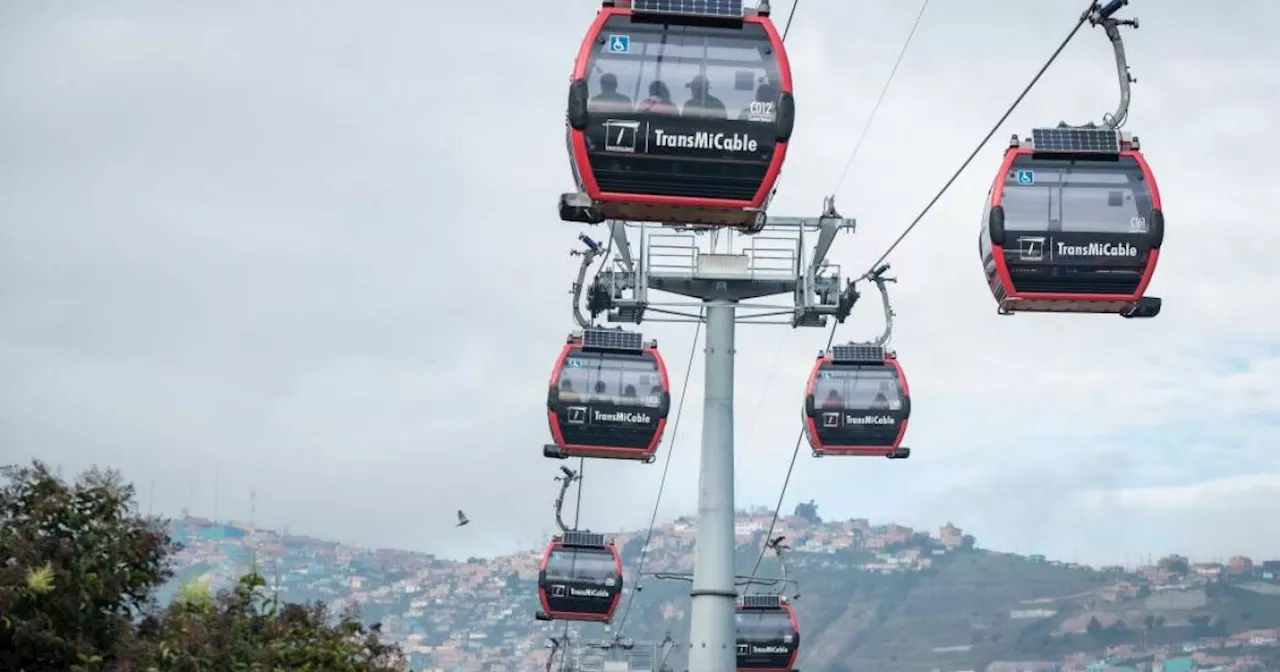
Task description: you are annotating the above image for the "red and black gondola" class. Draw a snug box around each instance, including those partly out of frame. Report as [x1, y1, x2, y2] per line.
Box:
[560, 0, 794, 231]
[535, 531, 624, 623]
[545, 328, 670, 462]
[979, 127, 1163, 317]
[803, 343, 910, 459]
[736, 595, 800, 671]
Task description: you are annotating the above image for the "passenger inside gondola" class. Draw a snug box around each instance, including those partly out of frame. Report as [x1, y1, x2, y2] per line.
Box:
[871, 383, 891, 410]
[591, 73, 632, 111]
[639, 81, 676, 114]
[559, 379, 580, 402]
[646, 384, 662, 408]
[822, 389, 843, 410]
[593, 379, 608, 403]
[622, 384, 637, 404]
[682, 75, 726, 119]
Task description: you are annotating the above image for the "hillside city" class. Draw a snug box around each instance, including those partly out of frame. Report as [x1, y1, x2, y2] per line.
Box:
[166, 510, 1280, 672]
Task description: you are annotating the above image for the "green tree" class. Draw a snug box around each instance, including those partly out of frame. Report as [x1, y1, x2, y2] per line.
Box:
[793, 499, 821, 524]
[0, 460, 177, 671]
[1, 460, 407, 672]
[132, 572, 407, 671]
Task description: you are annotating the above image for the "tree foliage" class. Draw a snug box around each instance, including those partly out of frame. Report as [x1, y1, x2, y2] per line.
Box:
[0, 460, 407, 672]
[132, 572, 406, 671]
[1, 461, 177, 671]
[793, 499, 821, 524]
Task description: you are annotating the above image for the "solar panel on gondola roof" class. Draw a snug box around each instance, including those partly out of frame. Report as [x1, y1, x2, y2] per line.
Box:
[831, 344, 884, 364]
[562, 531, 606, 547]
[741, 594, 782, 609]
[1031, 127, 1120, 154]
[632, 0, 744, 18]
[582, 329, 643, 352]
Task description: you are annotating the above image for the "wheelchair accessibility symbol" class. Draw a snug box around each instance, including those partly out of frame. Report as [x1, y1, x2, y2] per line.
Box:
[607, 34, 630, 53]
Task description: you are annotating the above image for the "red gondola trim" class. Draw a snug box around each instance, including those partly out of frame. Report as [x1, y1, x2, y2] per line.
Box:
[568, 7, 792, 212]
[547, 341, 671, 460]
[537, 538, 625, 622]
[987, 147, 1162, 304]
[803, 354, 910, 456]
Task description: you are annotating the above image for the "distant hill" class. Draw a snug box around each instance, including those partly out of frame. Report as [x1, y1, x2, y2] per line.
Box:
[162, 514, 1280, 671]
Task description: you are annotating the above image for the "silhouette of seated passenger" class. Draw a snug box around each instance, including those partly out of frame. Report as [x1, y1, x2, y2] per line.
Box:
[870, 382, 893, 410]
[590, 73, 632, 111]
[643, 384, 663, 407]
[682, 75, 726, 119]
[638, 80, 677, 114]
[593, 380, 611, 403]
[621, 384, 638, 404]
[821, 388, 843, 410]
[559, 378, 580, 402]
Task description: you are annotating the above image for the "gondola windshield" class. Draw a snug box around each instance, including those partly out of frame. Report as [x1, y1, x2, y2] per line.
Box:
[557, 351, 663, 409]
[586, 18, 782, 125]
[735, 609, 793, 641]
[545, 546, 619, 583]
[1002, 155, 1154, 235]
[814, 364, 904, 412]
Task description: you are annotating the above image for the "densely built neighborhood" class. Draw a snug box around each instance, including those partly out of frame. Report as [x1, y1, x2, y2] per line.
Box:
[166, 512, 1280, 671]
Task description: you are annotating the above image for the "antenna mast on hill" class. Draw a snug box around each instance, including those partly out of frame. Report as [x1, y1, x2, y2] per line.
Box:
[250, 489, 256, 527]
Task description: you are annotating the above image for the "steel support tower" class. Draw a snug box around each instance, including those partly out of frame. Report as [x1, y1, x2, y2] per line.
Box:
[571, 198, 860, 672]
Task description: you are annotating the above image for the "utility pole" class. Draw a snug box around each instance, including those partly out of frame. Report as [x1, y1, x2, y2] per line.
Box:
[580, 200, 859, 672]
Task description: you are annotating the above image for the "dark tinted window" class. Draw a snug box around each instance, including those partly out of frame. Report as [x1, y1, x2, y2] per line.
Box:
[736, 610, 793, 641]
[546, 547, 618, 582]
[586, 16, 781, 122]
[814, 364, 903, 411]
[1001, 155, 1154, 234]
[558, 350, 661, 407]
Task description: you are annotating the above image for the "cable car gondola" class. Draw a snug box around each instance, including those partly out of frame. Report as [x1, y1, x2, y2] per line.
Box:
[979, 126, 1163, 317]
[545, 328, 670, 462]
[804, 343, 910, 459]
[535, 531, 624, 623]
[560, 0, 795, 231]
[736, 595, 800, 671]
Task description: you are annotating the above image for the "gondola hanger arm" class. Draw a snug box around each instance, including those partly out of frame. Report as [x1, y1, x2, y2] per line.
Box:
[570, 234, 602, 329]
[1065, 1, 1139, 130]
[552, 466, 580, 533]
[859, 264, 898, 347]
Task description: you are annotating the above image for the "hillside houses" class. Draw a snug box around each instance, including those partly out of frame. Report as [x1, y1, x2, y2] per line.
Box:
[164, 515, 1280, 671]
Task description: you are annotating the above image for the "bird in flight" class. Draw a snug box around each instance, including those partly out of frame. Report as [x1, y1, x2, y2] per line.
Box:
[456, 510, 470, 527]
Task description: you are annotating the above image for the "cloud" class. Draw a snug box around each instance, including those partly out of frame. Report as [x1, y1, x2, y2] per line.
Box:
[1, 0, 1278, 564]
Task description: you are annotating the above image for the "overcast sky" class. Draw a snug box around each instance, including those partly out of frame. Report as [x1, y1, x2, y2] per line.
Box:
[2, 1, 1278, 568]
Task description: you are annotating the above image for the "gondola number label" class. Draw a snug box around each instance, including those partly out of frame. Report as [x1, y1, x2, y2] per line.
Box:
[607, 35, 630, 53]
[1016, 169, 1035, 185]
[746, 101, 776, 122]
[567, 358, 583, 368]
[1128, 216, 1148, 233]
